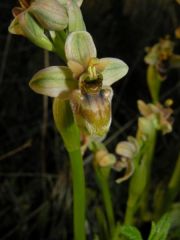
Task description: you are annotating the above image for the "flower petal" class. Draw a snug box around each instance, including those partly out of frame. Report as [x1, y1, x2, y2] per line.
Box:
[19, 0, 30, 8]
[29, 66, 76, 97]
[96, 58, 128, 86]
[137, 100, 152, 117]
[18, 11, 54, 51]
[8, 16, 25, 36]
[12, 7, 24, 17]
[65, 31, 97, 68]
[29, 0, 68, 31]
[67, 60, 85, 78]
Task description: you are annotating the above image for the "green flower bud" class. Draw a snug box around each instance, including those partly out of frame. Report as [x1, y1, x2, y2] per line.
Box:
[29, 0, 68, 31]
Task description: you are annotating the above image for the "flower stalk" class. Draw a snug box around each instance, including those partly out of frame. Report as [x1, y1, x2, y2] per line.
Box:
[53, 98, 86, 240]
[154, 152, 180, 219]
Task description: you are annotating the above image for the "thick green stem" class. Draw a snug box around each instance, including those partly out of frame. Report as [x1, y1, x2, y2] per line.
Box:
[69, 149, 86, 240]
[53, 99, 86, 240]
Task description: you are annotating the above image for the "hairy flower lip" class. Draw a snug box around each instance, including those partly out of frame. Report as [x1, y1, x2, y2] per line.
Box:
[70, 87, 113, 137]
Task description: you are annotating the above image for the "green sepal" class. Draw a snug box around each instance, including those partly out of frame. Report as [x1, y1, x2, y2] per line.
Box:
[29, 66, 76, 97]
[147, 65, 163, 103]
[57, 0, 83, 7]
[18, 11, 54, 51]
[53, 98, 81, 152]
[67, 0, 86, 32]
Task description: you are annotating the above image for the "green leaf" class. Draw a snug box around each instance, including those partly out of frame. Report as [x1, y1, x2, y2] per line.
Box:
[17, 11, 54, 51]
[120, 225, 143, 240]
[53, 98, 81, 152]
[67, 0, 86, 32]
[29, 66, 76, 97]
[65, 31, 97, 68]
[29, 0, 68, 31]
[148, 212, 171, 240]
[97, 58, 129, 86]
[170, 203, 180, 229]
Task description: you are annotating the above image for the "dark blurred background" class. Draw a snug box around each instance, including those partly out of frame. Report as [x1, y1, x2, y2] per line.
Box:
[0, 0, 180, 239]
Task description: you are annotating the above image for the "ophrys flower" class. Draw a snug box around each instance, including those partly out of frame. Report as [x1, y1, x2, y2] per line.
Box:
[30, 31, 128, 137]
[137, 100, 173, 134]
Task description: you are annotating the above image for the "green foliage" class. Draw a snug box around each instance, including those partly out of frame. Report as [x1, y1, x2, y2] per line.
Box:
[120, 225, 143, 240]
[148, 213, 171, 240]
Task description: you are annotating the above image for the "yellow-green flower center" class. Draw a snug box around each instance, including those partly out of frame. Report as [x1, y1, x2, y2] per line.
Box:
[79, 65, 103, 95]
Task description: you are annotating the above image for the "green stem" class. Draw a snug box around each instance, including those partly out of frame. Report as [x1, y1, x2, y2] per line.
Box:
[124, 127, 157, 224]
[167, 153, 180, 204]
[50, 30, 66, 62]
[95, 207, 109, 240]
[95, 167, 115, 239]
[154, 153, 180, 218]
[124, 197, 137, 225]
[147, 65, 162, 103]
[69, 149, 86, 240]
[140, 131, 157, 220]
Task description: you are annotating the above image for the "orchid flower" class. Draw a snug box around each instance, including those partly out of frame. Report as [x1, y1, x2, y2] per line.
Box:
[144, 36, 180, 79]
[29, 31, 128, 137]
[113, 137, 138, 183]
[8, 0, 69, 50]
[93, 136, 138, 183]
[137, 100, 173, 134]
